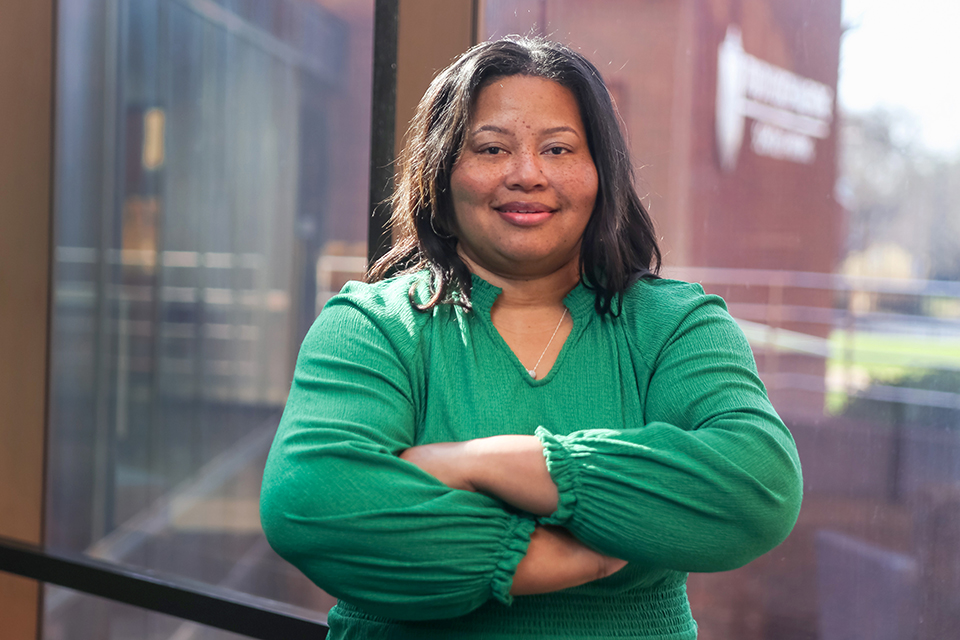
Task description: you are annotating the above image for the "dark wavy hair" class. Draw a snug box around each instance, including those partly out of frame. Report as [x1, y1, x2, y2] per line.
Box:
[366, 36, 661, 316]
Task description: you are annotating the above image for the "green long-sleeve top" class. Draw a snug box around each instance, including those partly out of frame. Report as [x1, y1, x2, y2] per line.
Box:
[260, 273, 803, 639]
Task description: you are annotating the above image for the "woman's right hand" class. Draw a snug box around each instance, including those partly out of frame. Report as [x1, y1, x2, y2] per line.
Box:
[509, 526, 627, 596]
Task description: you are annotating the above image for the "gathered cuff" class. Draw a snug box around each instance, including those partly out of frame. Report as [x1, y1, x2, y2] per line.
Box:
[489, 513, 537, 606]
[535, 426, 581, 527]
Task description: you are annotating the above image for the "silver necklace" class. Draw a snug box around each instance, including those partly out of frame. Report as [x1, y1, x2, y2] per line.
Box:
[528, 308, 568, 379]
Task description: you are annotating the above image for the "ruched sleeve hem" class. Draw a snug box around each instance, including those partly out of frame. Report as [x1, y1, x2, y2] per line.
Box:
[535, 426, 581, 527]
[490, 513, 538, 605]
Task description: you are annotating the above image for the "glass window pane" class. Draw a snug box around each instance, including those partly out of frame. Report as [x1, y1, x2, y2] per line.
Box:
[44, 585, 254, 640]
[47, 0, 372, 631]
[478, 1, 958, 639]
[47, 0, 960, 638]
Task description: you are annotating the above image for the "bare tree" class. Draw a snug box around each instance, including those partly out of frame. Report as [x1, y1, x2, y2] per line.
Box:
[839, 108, 960, 281]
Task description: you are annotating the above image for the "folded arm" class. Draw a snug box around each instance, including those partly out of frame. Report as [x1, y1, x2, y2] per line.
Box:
[260, 293, 536, 620]
[260, 288, 624, 620]
[402, 294, 803, 573]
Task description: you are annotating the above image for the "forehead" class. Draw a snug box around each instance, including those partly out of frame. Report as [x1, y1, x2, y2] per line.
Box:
[468, 75, 585, 131]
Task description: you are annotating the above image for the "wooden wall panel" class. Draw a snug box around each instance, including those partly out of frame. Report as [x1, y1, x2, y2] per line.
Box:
[0, 0, 55, 638]
[395, 0, 477, 152]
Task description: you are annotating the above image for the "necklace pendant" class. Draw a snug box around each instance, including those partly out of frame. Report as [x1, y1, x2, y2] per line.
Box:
[524, 307, 566, 382]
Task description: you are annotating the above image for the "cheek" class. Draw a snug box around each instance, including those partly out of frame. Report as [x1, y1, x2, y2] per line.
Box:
[584, 166, 599, 209]
[582, 176, 599, 206]
[561, 165, 599, 209]
[451, 170, 492, 234]
[451, 162, 495, 204]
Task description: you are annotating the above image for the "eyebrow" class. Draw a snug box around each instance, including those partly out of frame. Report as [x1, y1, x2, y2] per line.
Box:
[469, 125, 581, 137]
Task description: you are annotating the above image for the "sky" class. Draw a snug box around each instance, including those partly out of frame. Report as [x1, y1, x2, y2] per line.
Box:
[839, 0, 960, 158]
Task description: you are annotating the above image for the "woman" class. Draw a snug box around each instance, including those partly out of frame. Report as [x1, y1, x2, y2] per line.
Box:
[260, 36, 802, 639]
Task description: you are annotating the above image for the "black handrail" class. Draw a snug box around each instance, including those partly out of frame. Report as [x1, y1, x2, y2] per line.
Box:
[0, 535, 327, 640]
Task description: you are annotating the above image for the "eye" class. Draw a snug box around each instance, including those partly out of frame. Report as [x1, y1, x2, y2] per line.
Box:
[546, 146, 568, 155]
[481, 146, 503, 155]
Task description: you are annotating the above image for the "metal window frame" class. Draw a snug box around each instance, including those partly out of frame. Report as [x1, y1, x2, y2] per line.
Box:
[367, 0, 399, 265]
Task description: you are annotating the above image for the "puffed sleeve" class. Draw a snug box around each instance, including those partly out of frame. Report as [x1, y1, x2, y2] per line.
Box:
[260, 282, 535, 621]
[536, 284, 802, 572]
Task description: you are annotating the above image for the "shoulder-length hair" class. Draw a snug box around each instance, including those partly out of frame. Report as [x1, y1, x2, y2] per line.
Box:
[366, 36, 661, 316]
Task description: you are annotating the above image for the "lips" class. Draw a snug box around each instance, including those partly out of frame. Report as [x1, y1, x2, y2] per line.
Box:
[495, 201, 556, 226]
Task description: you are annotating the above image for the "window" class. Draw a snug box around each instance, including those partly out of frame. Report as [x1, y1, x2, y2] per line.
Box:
[3, 1, 954, 638]
[479, 2, 959, 638]
[45, 0, 374, 634]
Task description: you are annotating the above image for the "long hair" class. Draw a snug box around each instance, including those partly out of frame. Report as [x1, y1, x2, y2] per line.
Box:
[366, 36, 661, 315]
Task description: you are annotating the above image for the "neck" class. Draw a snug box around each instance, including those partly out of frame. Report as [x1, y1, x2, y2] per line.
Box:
[460, 253, 580, 310]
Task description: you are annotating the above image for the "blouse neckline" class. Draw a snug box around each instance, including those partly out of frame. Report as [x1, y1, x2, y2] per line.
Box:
[468, 273, 595, 322]
[467, 273, 595, 385]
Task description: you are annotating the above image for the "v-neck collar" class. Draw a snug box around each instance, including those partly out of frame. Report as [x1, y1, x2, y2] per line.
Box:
[468, 274, 594, 385]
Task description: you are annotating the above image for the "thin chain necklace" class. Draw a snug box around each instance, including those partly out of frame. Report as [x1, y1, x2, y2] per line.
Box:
[528, 307, 568, 379]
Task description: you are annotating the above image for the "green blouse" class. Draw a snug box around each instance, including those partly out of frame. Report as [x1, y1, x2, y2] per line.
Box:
[260, 273, 802, 639]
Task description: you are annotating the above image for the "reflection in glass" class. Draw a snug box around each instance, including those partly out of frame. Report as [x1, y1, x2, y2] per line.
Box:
[46, 0, 371, 634]
[479, 1, 960, 639]
[44, 0, 960, 637]
[43, 586, 252, 640]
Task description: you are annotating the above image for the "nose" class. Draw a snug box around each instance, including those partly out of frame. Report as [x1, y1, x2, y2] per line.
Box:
[506, 149, 546, 191]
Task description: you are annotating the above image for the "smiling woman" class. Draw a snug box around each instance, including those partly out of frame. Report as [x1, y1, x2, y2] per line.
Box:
[260, 36, 803, 640]
[369, 37, 661, 315]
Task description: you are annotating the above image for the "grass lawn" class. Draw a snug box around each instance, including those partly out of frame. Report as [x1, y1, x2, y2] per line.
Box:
[828, 330, 960, 374]
[825, 329, 960, 413]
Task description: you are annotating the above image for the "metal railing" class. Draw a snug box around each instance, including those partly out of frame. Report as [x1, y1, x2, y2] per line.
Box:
[0, 535, 327, 639]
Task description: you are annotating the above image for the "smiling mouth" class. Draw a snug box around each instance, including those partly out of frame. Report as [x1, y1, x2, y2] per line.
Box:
[495, 202, 555, 214]
[495, 203, 556, 226]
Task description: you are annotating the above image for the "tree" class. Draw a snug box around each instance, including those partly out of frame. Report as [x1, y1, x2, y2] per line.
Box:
[839, 108, 960, 281]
